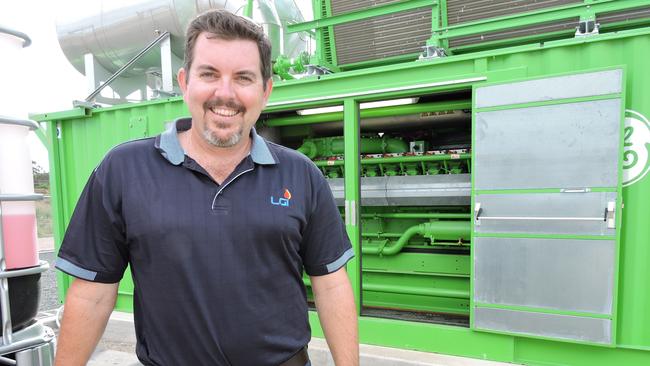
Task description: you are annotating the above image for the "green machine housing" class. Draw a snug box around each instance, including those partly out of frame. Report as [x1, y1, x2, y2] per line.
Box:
[37, 1, 650, 365]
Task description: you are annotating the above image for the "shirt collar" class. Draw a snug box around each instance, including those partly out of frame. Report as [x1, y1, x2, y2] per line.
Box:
[155, 117, 277, 165]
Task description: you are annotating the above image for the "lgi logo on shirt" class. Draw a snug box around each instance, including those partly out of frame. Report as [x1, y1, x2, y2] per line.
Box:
[271, 188, 292, 207]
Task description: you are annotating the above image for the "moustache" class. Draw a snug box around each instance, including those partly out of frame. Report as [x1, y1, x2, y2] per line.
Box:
[203, 99, 245, 113]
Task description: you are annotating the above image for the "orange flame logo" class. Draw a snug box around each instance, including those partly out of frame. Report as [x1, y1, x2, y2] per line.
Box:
[283, 188, 292, 200]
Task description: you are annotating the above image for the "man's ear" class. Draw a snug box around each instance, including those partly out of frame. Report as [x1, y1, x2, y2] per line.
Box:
[262, 78, 273, 108]
[178, 67, 188, 94]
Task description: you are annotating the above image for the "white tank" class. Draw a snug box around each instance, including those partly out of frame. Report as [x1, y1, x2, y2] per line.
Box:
[0, 118, 40, 270]
[56, 0, 309, 78]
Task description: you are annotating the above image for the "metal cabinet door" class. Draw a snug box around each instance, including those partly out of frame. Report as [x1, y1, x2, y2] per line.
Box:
[471, 69, 624, 345]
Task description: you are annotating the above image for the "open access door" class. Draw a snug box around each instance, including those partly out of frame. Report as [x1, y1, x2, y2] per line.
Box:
[471, 69, 624, 345]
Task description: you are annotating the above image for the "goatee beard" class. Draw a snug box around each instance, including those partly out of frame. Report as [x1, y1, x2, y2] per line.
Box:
[202, 126, 243, 147]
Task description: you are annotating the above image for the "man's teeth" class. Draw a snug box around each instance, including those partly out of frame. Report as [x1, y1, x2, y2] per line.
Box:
[211, 108, 239, 117]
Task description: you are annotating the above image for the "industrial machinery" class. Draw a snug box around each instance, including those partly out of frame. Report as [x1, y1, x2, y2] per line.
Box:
[37, 1, 650, 365]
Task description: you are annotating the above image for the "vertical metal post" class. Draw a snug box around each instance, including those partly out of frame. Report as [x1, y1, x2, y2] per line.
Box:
[244, 0, 254, 18]
[311, 0, 325, 67]
[343, 99, 361, 314]
[83, 53, 98, 95]
[427, 0, 442, 47]
[438, 0, 450, 50]
[0, 203, 13, 344]
[160, 35, 173, 94]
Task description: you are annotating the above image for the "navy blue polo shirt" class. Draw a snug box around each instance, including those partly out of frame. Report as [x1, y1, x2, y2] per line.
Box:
[55, 118, 353, 366]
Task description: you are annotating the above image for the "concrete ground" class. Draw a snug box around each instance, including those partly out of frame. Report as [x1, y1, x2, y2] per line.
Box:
[37, 238, 518, 366]
[75, 312, 517, 366]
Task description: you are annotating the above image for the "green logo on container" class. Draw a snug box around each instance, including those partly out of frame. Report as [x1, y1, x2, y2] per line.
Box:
[623, 110, 650, 187]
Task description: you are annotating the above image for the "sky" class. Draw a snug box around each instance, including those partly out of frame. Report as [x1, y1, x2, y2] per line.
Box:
[1, 0, 313, 172]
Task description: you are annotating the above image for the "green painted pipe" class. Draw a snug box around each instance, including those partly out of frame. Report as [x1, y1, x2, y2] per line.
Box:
[361, 213, 471, 219]
[302, 279, 469, 300]
[298, 136, 408, 159]
[363, 221, 471, 255]
[314, 153, 471, 167]
[265, 101, 471, 126]
[243, 0, 254, 17]
[362, 283, 469, 300]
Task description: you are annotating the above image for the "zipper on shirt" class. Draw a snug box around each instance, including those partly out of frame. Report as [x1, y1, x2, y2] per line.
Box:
[211, 167, 254, 210]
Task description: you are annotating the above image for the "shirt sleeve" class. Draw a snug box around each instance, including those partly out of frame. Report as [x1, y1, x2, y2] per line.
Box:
[300, 170, 354, 276]
[55, 161, 129, 283]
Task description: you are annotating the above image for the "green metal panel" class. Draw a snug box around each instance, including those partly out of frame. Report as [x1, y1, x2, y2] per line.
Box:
[41, 23, 650, 366]
[343, 99, 362, 312]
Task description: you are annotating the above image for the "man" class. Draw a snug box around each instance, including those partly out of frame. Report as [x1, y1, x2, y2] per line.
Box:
[54, 9, 358, 366]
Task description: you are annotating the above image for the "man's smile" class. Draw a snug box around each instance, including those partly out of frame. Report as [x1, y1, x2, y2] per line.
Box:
[209, 107, 240, 117]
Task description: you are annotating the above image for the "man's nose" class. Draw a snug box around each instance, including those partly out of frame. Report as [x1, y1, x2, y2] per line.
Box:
[213, 78, 235, 98]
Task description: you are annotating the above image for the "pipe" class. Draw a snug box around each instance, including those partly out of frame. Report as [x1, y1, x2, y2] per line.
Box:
[244, 0, 254, 17]
[361, 213, 471, 219]
[364, 225, 421, 256]
[0, 26, 31, 47]
[297, 136, 408, 159]
[302, 279, 469, 300]
[362, 283, 469, 300]
[265, 100, 471, 126]
[314, 153, 471, 167]
[363, 221, 471, 255]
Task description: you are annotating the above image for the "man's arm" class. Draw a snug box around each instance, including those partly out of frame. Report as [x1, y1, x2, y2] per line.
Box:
[55, 279, 119, 366]
[310, 267, 359, 366]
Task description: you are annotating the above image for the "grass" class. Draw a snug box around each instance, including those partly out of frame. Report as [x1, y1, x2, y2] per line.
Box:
[34, 188, 52, 238]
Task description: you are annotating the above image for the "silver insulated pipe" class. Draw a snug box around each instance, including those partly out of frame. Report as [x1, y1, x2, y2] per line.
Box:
[55, 0, 308, 102]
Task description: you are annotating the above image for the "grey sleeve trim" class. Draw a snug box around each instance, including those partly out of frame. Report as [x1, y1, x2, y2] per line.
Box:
[325, 248, 355, 273]
[55, 257, 97, 281]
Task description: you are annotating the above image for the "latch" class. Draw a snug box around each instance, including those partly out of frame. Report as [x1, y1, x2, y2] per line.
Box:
[474, 202, 482, 226]
[605, 201, 616, 229]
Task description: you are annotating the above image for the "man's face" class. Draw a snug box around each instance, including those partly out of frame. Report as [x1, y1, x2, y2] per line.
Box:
[178, 33, 272, 148]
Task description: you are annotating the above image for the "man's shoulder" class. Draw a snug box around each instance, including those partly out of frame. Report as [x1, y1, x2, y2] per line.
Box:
[97, 137, 158, 173]
[107, 137, 157, 157]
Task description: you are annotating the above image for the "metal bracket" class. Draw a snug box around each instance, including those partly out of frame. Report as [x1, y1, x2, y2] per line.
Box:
[575, 19, 599, 37]
[72, 100, 99, 109]
[305, 65, 332, 76]
[419, 45, 447, 60]
[344, 200, 357, 226]
[605, 201, 616, 229]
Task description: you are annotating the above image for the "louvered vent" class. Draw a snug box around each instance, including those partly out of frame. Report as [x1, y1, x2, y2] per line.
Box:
[330, 0, 432, 66]
[598, 5, 650, 26]
[449, 18, 578, 48]
[446, 0, 582, 25]
[446, 0, 581, 49]
[320, 0, 334, 65]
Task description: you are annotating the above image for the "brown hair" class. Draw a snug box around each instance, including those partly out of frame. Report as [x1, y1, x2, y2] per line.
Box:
[183, 9, 272, 87]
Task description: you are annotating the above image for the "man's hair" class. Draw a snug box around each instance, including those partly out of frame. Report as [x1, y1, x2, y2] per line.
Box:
[183, 9, 272, 87]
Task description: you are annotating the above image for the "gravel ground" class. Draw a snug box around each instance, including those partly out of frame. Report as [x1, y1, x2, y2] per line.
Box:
[38, 250, 61, 313]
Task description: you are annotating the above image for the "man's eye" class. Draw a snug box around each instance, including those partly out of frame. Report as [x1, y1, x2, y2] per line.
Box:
[199, 72, 216, 79]
[238, 75, 253, 82]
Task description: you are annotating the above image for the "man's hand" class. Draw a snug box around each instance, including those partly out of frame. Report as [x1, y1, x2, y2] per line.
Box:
[55, 279, 118, 366]
[311, 267, 359, 366]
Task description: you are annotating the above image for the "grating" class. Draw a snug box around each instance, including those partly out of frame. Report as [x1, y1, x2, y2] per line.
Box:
[449, 18, 578, 48]
[598, 5, 650, 26]
[331, 4, 432, 65]
[330, 0, 401, 16]
[446, 0, 582, 25]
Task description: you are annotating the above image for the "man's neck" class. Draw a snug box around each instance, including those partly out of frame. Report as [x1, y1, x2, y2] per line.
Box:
[179, 128, 252, 184]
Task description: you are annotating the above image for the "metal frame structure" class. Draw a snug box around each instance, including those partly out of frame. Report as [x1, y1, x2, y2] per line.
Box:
[0, 120, 55, 366]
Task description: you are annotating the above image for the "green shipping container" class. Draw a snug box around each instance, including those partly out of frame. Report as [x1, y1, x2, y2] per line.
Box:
[37, 1, 650, 365]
